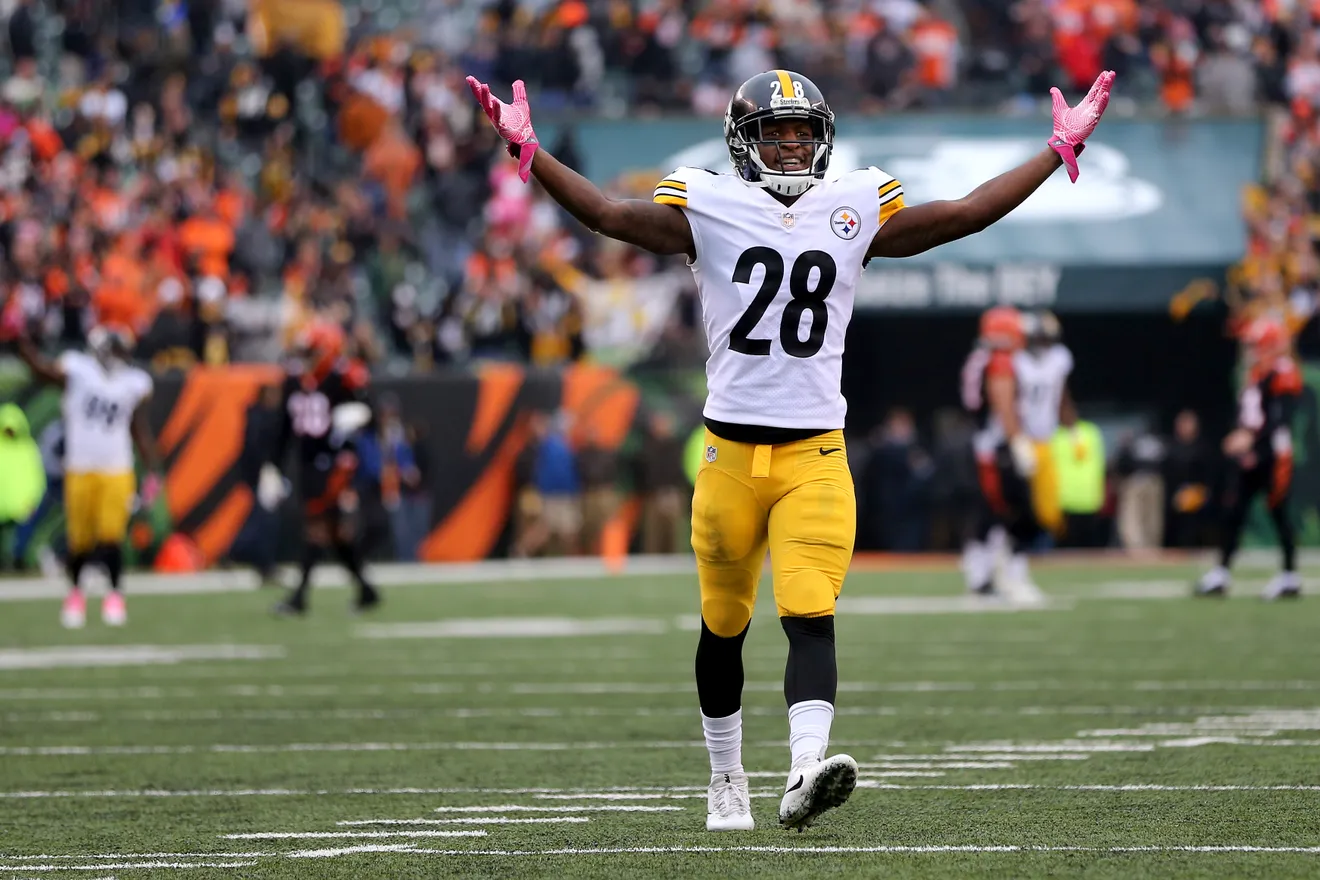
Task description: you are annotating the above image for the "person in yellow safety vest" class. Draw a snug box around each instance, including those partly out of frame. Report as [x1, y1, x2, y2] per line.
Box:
[0, 403, 46, 570]
[1051, 399, 1107, 548]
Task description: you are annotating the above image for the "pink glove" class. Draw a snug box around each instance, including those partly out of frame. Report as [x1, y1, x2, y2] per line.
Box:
[1048, 70, 1116, 183]
[141, 473, 162, 506]
[466, 76, 539, 183]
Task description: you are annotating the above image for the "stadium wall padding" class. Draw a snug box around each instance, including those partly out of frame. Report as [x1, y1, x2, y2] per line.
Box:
[1, 363, 642, 565]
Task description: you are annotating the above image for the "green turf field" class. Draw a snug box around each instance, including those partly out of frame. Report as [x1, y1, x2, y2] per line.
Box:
[2, 558, 1320, 879]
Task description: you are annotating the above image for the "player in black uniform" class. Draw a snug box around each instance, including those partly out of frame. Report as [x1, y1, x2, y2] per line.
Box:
[1196, 318, 1302, 601]
[269, 321, 381, 615]
[959, 306, 1043, 598]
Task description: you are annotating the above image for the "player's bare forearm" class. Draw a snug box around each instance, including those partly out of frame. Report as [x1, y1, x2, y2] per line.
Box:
[870, 148, 1065, 259]
[988, 375, 1023, 438]
[530, 150, 693, 257]
[15, 336, 65, 387]
[131, 406, 162, 473]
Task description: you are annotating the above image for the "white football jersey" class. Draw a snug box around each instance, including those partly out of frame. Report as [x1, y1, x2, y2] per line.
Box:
[1012, 344, 1073, 441]
[655, 165, 905, 429]
[60, 351, 153, 474]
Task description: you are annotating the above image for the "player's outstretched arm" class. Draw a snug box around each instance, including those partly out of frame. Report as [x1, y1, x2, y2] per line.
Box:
[13, 335, 66, 388]
[869, 71, 1115, 260]
[466, 76, 693, 257]
[869, 148, 1064, 259]
[531, 149, 694, 257]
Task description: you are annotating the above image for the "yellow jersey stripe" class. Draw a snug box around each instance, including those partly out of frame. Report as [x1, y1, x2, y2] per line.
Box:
[877, 179, 902, 199]
[657, 179, 687, 192]
[879, 194, 906, 225]
[654, 194, 688, 207]
[775, 69, 795, 99]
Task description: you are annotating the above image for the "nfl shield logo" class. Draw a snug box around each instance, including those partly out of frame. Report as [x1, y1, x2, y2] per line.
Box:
[781, 212, 796, 230]
[706, 445, 718, 463]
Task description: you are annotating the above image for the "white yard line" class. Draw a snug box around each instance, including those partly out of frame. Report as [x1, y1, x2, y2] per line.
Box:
[429, 805, 683, 813]
[9, 782, 1320, 800]
[0, 863, 257, 872]
[286, 844, 420, 859]
[0, 854, 272, 861]
[382, 844, 1320, 856]
[0, 557, 700, 601]
[335, 818, 590, 825]
[221, 831, 485, 840]
[0, 645, 283, 670]
[856, 782, 1320, 791]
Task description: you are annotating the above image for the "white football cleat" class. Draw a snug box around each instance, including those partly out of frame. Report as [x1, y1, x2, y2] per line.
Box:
[1261, 572, 1302, 602]
[706, 771, 754, 832]
[1194, 565, 1230, 598]
[1002, 554, 1045, 605]
[60, 591, 86, 630]
[778, 753, 858, 831]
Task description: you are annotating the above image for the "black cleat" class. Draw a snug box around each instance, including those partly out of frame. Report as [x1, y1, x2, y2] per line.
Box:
[272, 598, 307, 617]
[353, 586, 382, 614]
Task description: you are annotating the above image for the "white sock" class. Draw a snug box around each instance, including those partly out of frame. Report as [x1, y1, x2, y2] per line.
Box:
[1203, 565, 1230, 586]
[702, 709, 743, 775]
[787, 700, 834, 766]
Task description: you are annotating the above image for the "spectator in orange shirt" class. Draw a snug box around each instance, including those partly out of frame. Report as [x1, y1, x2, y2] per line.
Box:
[908, 9, 960, 103]
[178, 202, 236, 280]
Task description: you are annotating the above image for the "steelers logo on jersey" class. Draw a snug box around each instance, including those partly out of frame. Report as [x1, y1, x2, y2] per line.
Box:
[830, 206, 861, 240]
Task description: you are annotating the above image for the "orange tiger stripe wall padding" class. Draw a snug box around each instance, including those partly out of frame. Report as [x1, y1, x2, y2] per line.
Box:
[142, 364, 641, 565]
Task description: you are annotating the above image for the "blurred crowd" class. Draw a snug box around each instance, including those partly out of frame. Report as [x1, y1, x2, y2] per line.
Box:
[0, 0, 705, 378]
[0, 0, 1312, 385]
[853, 403, 1238, 554]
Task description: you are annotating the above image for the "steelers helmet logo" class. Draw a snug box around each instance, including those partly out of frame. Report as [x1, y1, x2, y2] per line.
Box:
[831, 206, 861, 240]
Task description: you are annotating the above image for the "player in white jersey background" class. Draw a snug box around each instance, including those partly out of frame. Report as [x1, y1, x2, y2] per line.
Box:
[11, 325, 162, 629]
[1014, 311, 1075, 541]
[467, 66, 1116, 832]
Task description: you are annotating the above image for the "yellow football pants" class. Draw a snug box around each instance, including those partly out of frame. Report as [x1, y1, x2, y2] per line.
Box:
[64, 471, 135, 555]
[1029, 441, 1063, 537]
[690, 429, 855, 637]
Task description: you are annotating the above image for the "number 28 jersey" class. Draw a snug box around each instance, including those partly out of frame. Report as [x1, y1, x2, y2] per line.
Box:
[655, 165, 905, 430]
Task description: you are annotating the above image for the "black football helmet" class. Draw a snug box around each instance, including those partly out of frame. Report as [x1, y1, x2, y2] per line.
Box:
[724, 70, 835, 197]
[1027, 310, 1062, 348]
[87, 324, 135, 366]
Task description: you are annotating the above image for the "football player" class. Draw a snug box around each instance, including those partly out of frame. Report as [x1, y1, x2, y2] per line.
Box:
[1196, 318, 1302, 601]
[11, 325, 161, 628]
[269, 321, 381, 616]
[960, 307, 1045, 598]
[1014, 310, 1074, 540]
[467, 67, 1115, 832]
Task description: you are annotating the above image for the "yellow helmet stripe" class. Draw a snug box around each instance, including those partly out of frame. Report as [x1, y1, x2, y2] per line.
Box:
[774, 69, 795, 99]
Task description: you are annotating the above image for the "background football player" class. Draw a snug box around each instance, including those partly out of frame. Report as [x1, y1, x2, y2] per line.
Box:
[1014, 310, 1074, 542]
[268, 320, 381, 616]
[960, 306, 1046, 599]
[10, 324, 161, 628]
[1196, 317, 1302, 601]
[467, 66, 1115, 832]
